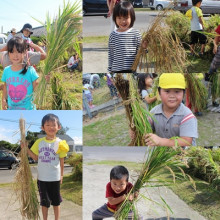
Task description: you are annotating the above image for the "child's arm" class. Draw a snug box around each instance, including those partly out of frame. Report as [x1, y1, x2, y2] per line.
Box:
[32, 79, 39, 91]
[29, 43, 47, 61]
[2, 83, 7, 110]
[107, 194, 126, 206]
[144, 95, 157, 104]
[60, 157, 64, 184]
[213, 36, 219, 54]
[21, 143, 38, 161]
[144, 133, 192, 147]
[0, 45, 7, 52]
[198, 16, 204, 29]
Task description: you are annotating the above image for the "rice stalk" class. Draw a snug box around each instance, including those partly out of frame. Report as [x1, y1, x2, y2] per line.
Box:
[13, 117, 39, 220]
[132, 10, 187, 73]
[210, 73, 220, 100]
[34, 0, 82, 108]
[114, 147, 192, 220]
[184, 73, 208, 111]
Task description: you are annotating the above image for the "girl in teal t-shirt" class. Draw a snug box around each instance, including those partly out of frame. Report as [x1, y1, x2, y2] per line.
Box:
[1, 37, 39, 110]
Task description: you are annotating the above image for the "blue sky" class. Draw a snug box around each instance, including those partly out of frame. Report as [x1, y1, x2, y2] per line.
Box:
[0, 0, 81, 33]
[0, 110, 82, 144]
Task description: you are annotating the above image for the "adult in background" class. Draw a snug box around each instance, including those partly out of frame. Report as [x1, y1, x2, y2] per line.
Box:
[90, 74, 100, 88]
[67, 53, 79, 72]
[6, 28, 16, 43]
[107, 0, 121, 33]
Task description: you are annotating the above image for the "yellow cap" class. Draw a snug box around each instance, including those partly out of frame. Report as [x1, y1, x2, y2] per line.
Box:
[159, 73, 186, 89]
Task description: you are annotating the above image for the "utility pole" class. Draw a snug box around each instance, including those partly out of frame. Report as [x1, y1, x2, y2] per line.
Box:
[1, 26, 3, 34]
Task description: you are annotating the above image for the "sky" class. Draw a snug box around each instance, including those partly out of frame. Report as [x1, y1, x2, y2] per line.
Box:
[0, 110, 82, 144]
[0, 0, 81, 34]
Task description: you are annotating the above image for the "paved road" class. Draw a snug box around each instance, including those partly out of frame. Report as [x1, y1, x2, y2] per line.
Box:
[83, 11, 159, 37]
[0, 165, 72, 183]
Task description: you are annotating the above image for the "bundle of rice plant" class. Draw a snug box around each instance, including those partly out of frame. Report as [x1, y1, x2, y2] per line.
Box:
[34, 0, 82, 108]
[132, 10, 187, 73]
[114, 74, 154, 146]
[184, 73, 208, 111]
[114, 146, 193, 220]
[13, 117, 39, 219]
[210, 73, 220, 100]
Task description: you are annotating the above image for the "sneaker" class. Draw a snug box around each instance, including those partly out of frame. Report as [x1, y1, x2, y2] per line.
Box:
[212, 101, 219, 107]
[89, 104, 96, 108]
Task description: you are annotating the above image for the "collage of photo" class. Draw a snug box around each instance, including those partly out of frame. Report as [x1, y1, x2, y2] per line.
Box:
[0, 0, 220, 220]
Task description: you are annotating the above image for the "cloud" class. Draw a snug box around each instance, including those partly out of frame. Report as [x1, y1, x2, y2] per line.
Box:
[73, 136, 82, 145]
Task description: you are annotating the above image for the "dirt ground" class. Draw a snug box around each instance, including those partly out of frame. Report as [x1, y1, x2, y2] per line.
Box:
[0, 187, 82, 220]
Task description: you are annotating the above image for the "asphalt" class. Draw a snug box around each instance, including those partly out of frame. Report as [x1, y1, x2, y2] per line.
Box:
[83, 147, 207, 220]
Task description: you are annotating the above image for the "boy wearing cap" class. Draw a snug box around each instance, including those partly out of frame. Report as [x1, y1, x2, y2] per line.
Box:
[6, 28, 16, 42]
[145, 73, 198, 147]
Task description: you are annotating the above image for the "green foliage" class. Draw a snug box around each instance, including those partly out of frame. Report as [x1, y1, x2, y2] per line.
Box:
[165, 11, 191, 46]
[0, 140, 20, 154]
[186, 147, 220, 184]
[66, 153, 82, 182]
[26, 131, 39, 148]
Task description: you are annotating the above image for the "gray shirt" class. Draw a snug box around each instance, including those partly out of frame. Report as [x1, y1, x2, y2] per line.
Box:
[141, 88, 152, 110]
[0, 51, 41, 69]
[150, 103, 198, 146]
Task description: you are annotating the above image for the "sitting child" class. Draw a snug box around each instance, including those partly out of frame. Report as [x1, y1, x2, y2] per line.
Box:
[92, 165, 141, 220]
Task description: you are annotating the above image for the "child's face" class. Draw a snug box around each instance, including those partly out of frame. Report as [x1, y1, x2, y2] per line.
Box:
[160, 88, 184, 110]
[145, 76, 153, 88]
[8, 47, 25, 65]
[23, 29, 31, 37]
[42, 120, 61, 138]
[116, 14, 131, 32]
[110, 176, 127, 194]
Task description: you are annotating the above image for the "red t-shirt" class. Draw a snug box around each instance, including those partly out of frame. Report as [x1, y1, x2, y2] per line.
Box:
[215, 25, 220, 42]
[106, 181, 133, 211]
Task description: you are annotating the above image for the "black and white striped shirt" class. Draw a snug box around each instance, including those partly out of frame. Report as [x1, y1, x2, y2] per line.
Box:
[108, 28, 141, 73]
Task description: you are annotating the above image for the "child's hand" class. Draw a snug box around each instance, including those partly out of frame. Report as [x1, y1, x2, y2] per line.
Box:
[2, 99, 7, 110]
[129, 129, 136, 140]
[45, 74, 51, 83]
[20, 141, 26, 149]
[128, 194, 134, 201]
[145, 133, 162, 146]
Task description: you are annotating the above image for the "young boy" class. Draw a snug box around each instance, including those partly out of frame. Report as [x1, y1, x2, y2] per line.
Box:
[144, 73, 198, 147]
[186, 0, 207, 56]
[92, 165, 140, 220]
[22, 114, 69, 220]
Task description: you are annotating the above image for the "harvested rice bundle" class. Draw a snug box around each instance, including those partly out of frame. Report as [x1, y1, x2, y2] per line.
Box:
[132, 10, 187, 74]
[13, 117, 39, 219]
[35, 1, 82, 108]
[184, 73, 208, 111]
[114, 147, 193, 220]
[210, 73, 220, 100]
[114, 74, 154, 146]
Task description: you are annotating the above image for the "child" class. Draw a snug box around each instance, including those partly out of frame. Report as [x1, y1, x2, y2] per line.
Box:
[106, 73, 118, 99]
[92, 165, 140, 220]
[67, 53, 79, 72]
[20, 23, 34, 51]
[83, 82, 95, 108]
[144, 73, 198, 147]
[22, 113, 69, 220]
[186, 0, 207, 56]
[137, 73, 157, 110]
[108, 1, 146, 73]
[1, 37, 39, 110]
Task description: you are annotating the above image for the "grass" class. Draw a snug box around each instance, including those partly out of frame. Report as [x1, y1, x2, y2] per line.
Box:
[83, 36, 109, 44]
[83, 109, 220, 146]
[61, 174, 82, 206]
[92, 84, 112, 106]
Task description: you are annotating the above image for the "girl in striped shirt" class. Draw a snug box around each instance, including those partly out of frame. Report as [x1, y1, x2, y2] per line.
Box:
[108, 1, 146, 73]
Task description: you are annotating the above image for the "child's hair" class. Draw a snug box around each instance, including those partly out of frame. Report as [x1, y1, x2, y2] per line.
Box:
[192, 0, 202, 6]
[7, 36, 28, 75]
[110, 165, 129, 181]
[113, 1, 135, 28]
[137, 73, 153, 94]
[41, 114, 61, 127]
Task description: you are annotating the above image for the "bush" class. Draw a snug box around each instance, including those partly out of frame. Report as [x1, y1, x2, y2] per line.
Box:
[186, 147, 220, 184]
[66, 153, 82, 182]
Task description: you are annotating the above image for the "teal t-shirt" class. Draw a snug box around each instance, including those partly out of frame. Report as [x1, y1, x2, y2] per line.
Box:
[1, 66, 39, 110]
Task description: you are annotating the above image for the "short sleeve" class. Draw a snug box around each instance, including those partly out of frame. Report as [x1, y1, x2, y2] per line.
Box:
[1, 68, 7, 82]
[57, 140, 69, 158]
[141, 90, 149, 99]
[28, 66, 39, 82]
[106, 182, 114, 198]
[30, 139, 42, 155]
[27, 51, 41, 65]
[195, 7, 203, 17]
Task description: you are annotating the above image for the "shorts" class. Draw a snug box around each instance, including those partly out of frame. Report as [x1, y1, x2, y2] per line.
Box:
[85, 93, 93, 102]
[37, 180, 62, 208]
[191, 31, 207, 45]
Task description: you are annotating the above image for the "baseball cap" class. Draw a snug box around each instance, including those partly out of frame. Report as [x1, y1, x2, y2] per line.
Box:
[159, 73, 186, 89]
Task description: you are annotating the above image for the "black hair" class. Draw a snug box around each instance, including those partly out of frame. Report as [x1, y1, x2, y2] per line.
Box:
[41, 114, 61, 127]
[113, 1, 135, 28]
[7, 37, 28, 75]
[192, 0, 202, 6]
[110, 165, 129, 182]
[137, 73, 153, 95]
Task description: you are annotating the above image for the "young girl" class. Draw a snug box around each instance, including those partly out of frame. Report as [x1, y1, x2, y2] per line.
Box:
[137, 73, 157, 110]
[21, 23, 34, 51]
[108, 1, 146, 73]
[1, 37, 39, 110]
